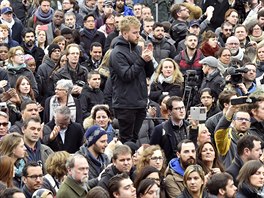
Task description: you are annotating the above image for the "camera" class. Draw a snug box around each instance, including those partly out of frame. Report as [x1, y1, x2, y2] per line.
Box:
[230, 96, 257, 105]
[0, 102, 7, 112]
[75, 80, 85, 87]
[190, 107, 206, 121]
[226, 66, 249, 85]
[184, 70, 199, 87]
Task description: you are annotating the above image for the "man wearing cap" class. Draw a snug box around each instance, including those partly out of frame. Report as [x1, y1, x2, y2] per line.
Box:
[77, 125, 109, 182]
[199, 56, 225, 99]
[37, 44, 61, 105]
[0, 6, 24, 44]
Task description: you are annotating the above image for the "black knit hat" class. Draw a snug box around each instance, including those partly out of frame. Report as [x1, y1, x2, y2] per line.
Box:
[47, 44, 61, 57]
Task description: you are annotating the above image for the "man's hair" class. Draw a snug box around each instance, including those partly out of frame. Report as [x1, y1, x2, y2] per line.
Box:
[61, 27, 73, 35]
[237, 134, 261, 156]
[39, 0, 51, 4]
[258, 9, 264, 19]
[166, 96, 183, 111]
[55, 106, 71, 120]
[65, 11, 76, 19]
[0, 188, 24, 198]
[90, 42, 102, 52]
[84, 13, 95, 21]
[206, 172, 233, 195]
[234, 24, 247, 33]
[221, 21, 232, 29]
[87, 70, 100, 80]
[65, 43, 80, 55]
[21, 101, 38, 112]
[185, 32, 198, 40]
[170, 3, 185, 20]
[23, 116, 41, 129]
[177, 139, 193, 153]
[22, 161, 42, 177]
[143, 17, 154, 23]
[108, 173, 130, 198]
[112, 145, 132, 161]
[152, 22, 163, 31]
[119, 16, 141, 33]
[22, 28, 35, 38]
[218, 90, 237, 110]
[66, 154, 87, 169]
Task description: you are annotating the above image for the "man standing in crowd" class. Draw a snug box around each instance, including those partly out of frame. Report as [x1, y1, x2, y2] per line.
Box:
[150, 96, 189, 161]
[0, 6, 24, 44]
[0, 111, 9, 140]
[46, 10, 66, 44]
[149, 22, 177, 63]
[21, 28, 45, 68]
[226, 134, 262, 186]
[53, 43, 88, 97]
[199, 56, 225, 99]
[84, 42, 103, 72]
[110, 16, 154, 144]
[77, 125, 109, 180]
[57, 154, 89, 198]
[165, 140, 196, 198]
[98, 145, 135, 190]
[22, 162, 44, 198]
[23, 117, 54, 165]
[80, 70, 104, 118]
[28, 0, 54, 29]
[225, 36, 245, 61]
[218, 22, 233, 47]
[108, 173, 136, 198]
[215, 106, 252, 168]
[37, 44, 61, 105]
[45, 106, 84, 153]
[206, 173, 237, 197]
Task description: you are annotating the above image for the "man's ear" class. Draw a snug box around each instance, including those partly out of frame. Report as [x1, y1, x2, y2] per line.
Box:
[219, 188, 225, 195]
[22, 176, 27, 184]
[176, 151, 180, 158]
[251, 108, 257, 117]
[113, 191, 119, 198]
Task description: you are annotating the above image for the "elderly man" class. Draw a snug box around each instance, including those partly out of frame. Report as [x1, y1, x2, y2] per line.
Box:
[225, 36, 244, 61]
[57, 154, 89, 198]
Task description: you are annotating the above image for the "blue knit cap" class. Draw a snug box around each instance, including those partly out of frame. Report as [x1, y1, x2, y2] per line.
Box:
[85, 125, 107, 147]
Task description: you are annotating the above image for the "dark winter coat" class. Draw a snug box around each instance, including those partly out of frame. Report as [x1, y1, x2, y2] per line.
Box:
[109, 35, 154, 109]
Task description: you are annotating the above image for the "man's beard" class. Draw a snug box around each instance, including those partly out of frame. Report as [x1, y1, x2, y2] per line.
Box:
[181, 157, 196, 170]
[187, 45, 196, 51]
[25, 40, 34, 48]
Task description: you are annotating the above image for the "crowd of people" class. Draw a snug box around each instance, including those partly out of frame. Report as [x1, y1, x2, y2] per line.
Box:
[0, 0, 264, 197]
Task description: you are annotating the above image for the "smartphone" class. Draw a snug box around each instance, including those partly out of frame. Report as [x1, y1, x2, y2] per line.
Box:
[190, 107, 206, 121]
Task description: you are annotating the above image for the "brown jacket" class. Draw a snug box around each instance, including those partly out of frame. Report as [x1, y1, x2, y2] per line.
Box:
[165, 167, 184, 198]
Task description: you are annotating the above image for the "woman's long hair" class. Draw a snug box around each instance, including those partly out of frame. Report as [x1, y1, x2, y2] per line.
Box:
[153, 58, 184, 85]
[15, 76, 35, 101]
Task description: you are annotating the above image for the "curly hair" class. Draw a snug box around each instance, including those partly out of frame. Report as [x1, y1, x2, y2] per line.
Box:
[136, 145, 166, 176]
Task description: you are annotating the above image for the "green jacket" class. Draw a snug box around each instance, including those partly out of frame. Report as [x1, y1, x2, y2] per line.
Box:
[57, 176, 89, 198]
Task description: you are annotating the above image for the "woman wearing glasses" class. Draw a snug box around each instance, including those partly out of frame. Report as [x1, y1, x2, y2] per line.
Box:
[137, 145, 166, 177]
[6, 46, 39, 98]
[216, 47, 232, 76]
[0, 132, 26, 188]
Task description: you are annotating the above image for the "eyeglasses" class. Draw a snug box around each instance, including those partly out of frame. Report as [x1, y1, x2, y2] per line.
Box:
[224, 29, 232, 32]
[0, 122, 8, 127]
[55, 88, 66, 91]
[27, 174, 43, 180]
[150, 156, 164, 161]
[235, 117, 250, 122]
[179, 8, 189, 12]
[173, 106, 185, 111]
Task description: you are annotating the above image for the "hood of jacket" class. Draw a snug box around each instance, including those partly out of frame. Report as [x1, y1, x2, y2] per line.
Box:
[112, 35, 138, 51]
[169, 158, 185, 176]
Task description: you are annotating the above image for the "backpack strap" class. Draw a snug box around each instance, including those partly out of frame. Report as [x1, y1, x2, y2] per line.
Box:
[44, 174, 59, 192]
